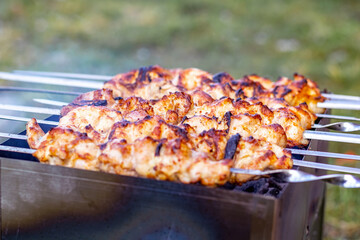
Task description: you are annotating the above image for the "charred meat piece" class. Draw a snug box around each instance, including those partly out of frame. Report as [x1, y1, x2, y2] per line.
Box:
[230, 137, 292, 184]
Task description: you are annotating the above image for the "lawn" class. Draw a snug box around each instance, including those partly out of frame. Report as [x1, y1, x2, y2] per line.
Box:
[1, 0, 360, 238]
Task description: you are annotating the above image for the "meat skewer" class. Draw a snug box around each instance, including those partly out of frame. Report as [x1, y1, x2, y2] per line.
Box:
[1, 103, 360, 144]
[24, 119, 293, 186]
[1, 70, 359, 111]
[12, 70, 360, 103]
[25, 101, 360, 133]
[2, 113, 360, 160]
[2, 86, 359, 122]
[3, 131, 360, 161]
[31, 97, 360, 124]
[1, 142, 360, 186]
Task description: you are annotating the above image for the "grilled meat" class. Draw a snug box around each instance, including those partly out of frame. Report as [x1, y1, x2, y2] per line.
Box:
[99, 137, 232, 186]
[26, 65, 326, 186]
[230, 136, 292, 183]
[62, 89, 313, 147]
[102, 65, 325, 113]
[27, 119, 292, 185]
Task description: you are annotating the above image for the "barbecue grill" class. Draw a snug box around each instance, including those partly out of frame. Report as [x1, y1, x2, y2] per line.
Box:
[0, 117, 328, 239]
[1, 70, 359, 239]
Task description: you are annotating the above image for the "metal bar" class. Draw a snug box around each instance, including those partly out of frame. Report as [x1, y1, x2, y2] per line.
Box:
[0, 72, 103, 89]
[287, 148, 360, 161]
[33, 99, 68, 107]
[293, 160, 360, 175]
[322, 93, 360, 102]
[0, 104, 60, 115]
[318, 100, 360, 110]
[303, 130, 360, 144]
[0, 87, 82, 95]
[13, 70, 112, 81]
[0, 132, 27, 140]
[0, 145, 35, 154]
[316, 113, 360, 122]
[311, 122, 360, 132]
[0, 114, 58, 125]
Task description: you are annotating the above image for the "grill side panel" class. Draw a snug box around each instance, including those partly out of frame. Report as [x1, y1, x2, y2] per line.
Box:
[1, 158, 277, 239]
[273, 111, 330, 240]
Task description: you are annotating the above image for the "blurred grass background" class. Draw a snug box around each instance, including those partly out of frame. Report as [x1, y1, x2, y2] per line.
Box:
[1, 0, 360, 239]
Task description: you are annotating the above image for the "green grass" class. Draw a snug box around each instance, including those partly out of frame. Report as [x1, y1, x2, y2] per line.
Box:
[1, 1, 360, 238]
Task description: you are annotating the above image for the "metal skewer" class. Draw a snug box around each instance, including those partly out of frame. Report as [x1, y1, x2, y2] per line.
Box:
[0, 144, 358, 187]
[0, 114, 58, 125]
[312, 122, 360, 132]
[0, 104, 60, 115]
[0, 87, 82, 95]
[0, 86, 359, 122]
[11, 70, 360, 103]
[317, 101, 360, 110]
[32, 99, 360, 133]
[1, 117, 359, 160]
[33, 99, 69, 107]
[32, 97, 360, 123]
[293, 160, 360, 175]
[286, 148, 360, 161]
[0, 145, 35, 154]
[1, 142, 359, 177]
[13, 70, 112, 81]
[303, 130, 360, 144]
[0, 72, 103, 89]
[26, 98, 360, 133]
[322, 93, 360, 102]
[1, 104, 360, 144]
[316, 113, 360, 122]
[0, 132, 27, 140]
[230, 168, 360, 188]
[2, 110, 360, 160]
[11, 100, 360, 133]
[2, 72, 360, 111]
[2, 126, 360, 161]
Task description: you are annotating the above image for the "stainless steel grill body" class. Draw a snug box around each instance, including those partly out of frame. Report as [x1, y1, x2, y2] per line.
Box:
[0, 114, 330, 239]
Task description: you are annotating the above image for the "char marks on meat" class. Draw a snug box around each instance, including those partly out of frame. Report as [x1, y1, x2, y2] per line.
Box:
[26, 65, 326, 186]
